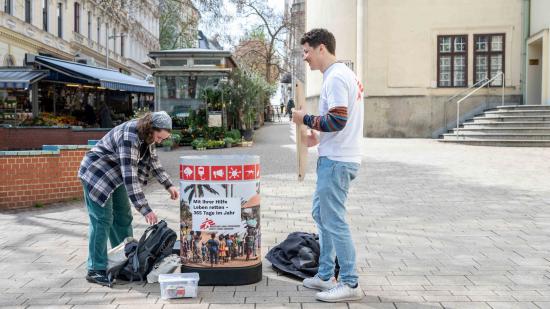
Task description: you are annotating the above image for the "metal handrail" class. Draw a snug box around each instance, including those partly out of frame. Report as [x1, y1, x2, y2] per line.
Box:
[456, 71, 504, 138]
[445, 77, 490, 103]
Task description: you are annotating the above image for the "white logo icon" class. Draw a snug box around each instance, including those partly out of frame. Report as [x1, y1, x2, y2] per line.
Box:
[213, 169, 224, 178]
[229, 167, 241, 179]
[197, 166, 205, 178]
[184, 167, 193, 178]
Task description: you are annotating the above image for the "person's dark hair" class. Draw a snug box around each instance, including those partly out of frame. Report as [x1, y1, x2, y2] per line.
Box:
[300, 28, 336, 55]
[136, 112, 168, 144]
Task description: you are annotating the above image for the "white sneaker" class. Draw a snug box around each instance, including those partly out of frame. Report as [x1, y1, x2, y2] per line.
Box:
[303, 274, 337, 291]
[315, 282, 363, 302]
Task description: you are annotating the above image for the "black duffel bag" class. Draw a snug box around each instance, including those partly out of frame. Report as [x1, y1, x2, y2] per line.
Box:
[265, 232, 339, 279]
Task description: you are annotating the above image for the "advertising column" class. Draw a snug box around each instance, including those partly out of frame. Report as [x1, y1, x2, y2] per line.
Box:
[179, 155, 261, 285]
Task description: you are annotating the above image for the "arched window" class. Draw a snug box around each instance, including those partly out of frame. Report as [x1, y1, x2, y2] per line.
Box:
[3, 54, 15, 66]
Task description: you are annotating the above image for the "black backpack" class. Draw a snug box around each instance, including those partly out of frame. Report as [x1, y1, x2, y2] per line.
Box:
[108, 220, 177, 283]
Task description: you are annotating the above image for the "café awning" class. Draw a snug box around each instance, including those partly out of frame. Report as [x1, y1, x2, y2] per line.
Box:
[0, 68, 48, 89]
[26, 54, 154, 93]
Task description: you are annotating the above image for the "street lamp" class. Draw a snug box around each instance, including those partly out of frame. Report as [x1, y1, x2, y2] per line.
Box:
[106, 33, 125, 69]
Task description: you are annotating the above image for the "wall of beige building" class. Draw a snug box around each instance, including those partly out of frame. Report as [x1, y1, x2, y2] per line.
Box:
[0, 0, 159, 78]
[527, 0, 550, 105]
[305, 0, 524, 138]
[304, 0, 357, 115]
[530, 0, 550, 34]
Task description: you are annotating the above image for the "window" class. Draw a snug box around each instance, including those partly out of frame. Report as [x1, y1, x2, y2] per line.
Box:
[25, 0, 32, 23]
[159, 76, 192, 99]
[194, 59, 222, 66]
[160, 59, 188, 66]
[74, 3, 80, 33]
[42, 0, 48, 31]
[120, 34, 124, 57]
[474, 34, 505, 86]
[57, 3, 62, 38]
[3, 54, 15, 66]
[97, 18, 101, 43]
[87, 11, 91, 39]
[112, 28, 116, 53]
[437, 35, 467, 87]
[4, 0, 12, 15]
[105, 23, 109, 48]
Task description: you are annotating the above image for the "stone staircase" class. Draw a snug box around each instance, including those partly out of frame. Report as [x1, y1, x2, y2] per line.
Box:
[440, 105, 550, 146]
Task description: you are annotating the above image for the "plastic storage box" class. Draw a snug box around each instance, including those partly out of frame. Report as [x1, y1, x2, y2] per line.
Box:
[159, 272, 200, 299]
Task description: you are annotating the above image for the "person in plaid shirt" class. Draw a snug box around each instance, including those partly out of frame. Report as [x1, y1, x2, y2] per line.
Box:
[79, 111, 179, 286]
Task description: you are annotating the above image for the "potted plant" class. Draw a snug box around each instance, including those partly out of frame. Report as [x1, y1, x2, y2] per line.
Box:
[224, 137, 235, 148]
[191, 138, 206, 151]
[243, 108, 255, 141]
[162, 138, 174, 151]
[171, 133, 181, 148]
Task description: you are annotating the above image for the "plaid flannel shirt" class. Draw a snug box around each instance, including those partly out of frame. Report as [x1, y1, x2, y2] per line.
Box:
[78, 119, 173, 216]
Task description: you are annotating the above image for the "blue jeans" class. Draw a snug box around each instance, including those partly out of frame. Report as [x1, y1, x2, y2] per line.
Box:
[312, 157, 360, 286]
[83, 184, 133, 271]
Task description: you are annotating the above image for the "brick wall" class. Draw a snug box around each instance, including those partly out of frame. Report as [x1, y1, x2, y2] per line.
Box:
[0, 127, 109, 150]
[0, 146, 89, 210]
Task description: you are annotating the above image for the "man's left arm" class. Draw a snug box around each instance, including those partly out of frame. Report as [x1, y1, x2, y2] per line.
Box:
[294, 76, 349, 132]
[302, 106, 348, 132]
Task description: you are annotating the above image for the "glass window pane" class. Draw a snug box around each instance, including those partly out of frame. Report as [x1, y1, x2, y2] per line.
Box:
[439, 55, 451, 86]
[454, 55, 465, 70]
[490, 71, 503, 86]
[176, 76, 189, 99]
[440, 56, 451, 71]
[490, 55, 503, 73]
[439, 37, 451, 53]
[454, 36, 466, 52]
[475, 56, 487, 68]
[453, 72, 465, 87]
[491, 35, 503, 51]
[476, 72, 487, 82]
[159, 76, 178, 99]
[475, 55, 488, 82]
[439, 73, 451, 86]
[475, 36, 488, 52]
[453, 55, 466, 87]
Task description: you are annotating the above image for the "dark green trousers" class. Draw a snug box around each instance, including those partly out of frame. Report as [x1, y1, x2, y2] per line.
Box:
[83, 184, 133, 271]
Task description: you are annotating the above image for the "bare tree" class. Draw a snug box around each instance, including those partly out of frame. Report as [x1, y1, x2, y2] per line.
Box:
[234, 30, 280, 82]
[159, 0, 200, 49]
[97, 0, 228, 50]
[234, 0, 292, 84]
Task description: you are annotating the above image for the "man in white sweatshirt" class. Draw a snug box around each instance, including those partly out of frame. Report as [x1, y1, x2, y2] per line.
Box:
[292, 28, 364, 302]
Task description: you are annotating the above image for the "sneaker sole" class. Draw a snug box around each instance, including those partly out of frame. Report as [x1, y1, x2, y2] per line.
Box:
[315, 294, 363, 302]
[303, 282, 336, 291]
[86, 276, 112, 288]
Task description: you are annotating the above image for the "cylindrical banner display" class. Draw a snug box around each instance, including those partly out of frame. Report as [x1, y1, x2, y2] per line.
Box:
[179, 155, 261, 285]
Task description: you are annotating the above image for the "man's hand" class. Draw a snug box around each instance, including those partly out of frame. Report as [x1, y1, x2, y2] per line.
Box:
[145, 211, 158, 225]
[292, 108, 306, 125]
[167, 186, 179, 200]
[306, 130, 320, 147]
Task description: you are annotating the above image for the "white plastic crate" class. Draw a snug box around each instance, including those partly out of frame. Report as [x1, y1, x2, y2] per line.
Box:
[159, 272, 200, 299]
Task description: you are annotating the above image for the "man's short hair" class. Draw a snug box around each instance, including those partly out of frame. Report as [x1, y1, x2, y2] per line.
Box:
[300, 28, 336, 55]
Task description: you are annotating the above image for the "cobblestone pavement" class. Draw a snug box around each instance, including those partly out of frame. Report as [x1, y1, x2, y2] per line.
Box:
[2, 121, 550, 309]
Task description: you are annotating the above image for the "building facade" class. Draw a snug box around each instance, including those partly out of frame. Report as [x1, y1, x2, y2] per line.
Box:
[282, 0, 305, 108]
[526, 0, 550, 106]
[0, 0, 160, 78]
[303, 0, 527, 138]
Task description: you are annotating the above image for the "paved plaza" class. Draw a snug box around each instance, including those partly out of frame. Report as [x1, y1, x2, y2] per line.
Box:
[2, 122, 550, 308]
